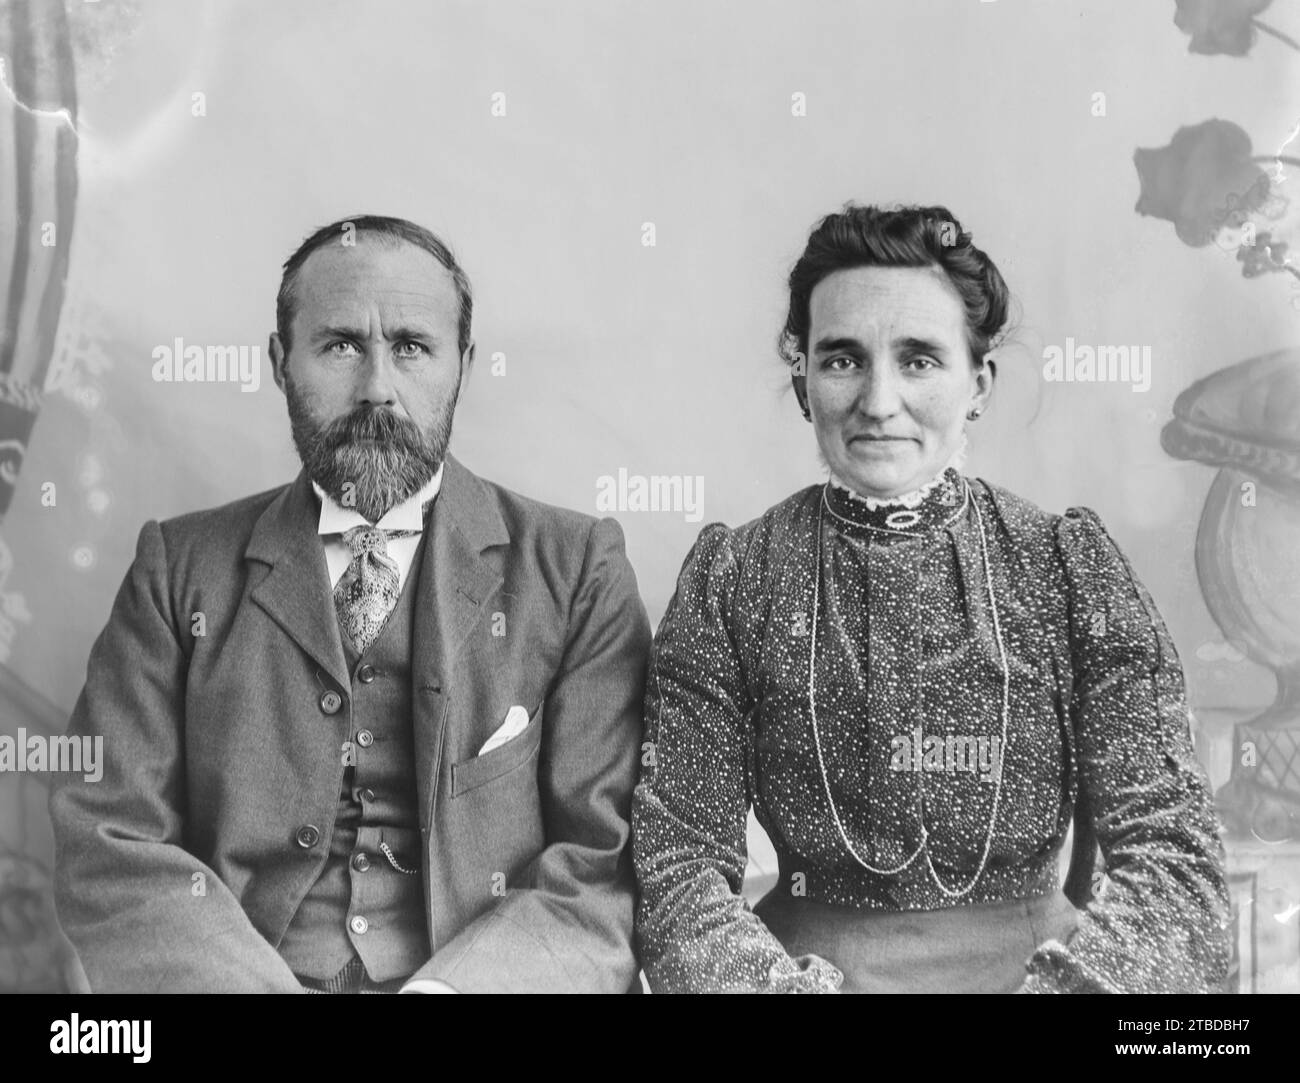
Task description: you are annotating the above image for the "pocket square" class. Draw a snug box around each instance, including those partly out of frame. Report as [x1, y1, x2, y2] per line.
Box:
[478, 705, 531, 756]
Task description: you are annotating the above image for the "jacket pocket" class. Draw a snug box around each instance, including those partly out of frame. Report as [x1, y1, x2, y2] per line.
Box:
[450, 703, 544, 798]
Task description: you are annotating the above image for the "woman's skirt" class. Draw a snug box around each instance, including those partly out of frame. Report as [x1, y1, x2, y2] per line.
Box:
[754, 887, 1079, 993]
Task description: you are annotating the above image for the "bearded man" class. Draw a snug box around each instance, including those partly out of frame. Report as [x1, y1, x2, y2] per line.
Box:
[48, 215, 651, 993]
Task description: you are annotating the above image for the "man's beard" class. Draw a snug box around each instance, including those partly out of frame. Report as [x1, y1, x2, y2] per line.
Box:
[285, 373, 457, 523]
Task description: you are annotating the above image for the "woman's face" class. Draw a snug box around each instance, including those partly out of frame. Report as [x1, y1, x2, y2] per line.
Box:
[805, 265, 993, 499]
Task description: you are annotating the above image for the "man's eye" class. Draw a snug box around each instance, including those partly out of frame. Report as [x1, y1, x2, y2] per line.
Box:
[327, 341, 359, 357]
[394, 341, 428, 358]
[824, 355, 857, 371]
[905, 355, 939, 370]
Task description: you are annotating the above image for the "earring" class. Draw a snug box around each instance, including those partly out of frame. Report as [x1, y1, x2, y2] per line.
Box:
[966, 407, 982, 421]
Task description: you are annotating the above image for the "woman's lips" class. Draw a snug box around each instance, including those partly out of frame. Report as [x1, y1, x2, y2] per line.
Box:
[847, 435, 915, 458]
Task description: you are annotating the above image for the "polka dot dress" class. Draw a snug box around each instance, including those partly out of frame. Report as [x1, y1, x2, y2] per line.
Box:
[632, 470, 1230, 993]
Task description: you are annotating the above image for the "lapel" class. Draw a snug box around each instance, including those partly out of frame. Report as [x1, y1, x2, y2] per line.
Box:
[245, 470, 350, 690]
[410, 453, 510, 830]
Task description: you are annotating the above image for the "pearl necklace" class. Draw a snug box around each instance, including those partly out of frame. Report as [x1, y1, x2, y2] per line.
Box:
[806, 478, 1011, 899]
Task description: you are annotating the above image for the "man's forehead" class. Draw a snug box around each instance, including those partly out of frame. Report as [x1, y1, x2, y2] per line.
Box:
[293, 236, 458, 312]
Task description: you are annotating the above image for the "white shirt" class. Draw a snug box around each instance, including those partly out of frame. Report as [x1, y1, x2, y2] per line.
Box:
[312, 465, 445, 591]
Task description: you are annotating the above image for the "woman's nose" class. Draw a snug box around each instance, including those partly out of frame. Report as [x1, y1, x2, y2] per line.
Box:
[854, 363, 902, 420]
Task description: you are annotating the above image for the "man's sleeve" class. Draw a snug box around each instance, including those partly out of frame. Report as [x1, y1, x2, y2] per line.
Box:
[404, 516, 650, 993]
[48, 519, 304, 993]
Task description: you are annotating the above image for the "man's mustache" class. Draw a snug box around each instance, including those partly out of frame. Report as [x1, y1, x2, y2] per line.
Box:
[321, 408, 425, 450]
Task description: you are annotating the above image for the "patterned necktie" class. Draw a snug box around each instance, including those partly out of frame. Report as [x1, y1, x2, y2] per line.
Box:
[333, 524, 419, 654]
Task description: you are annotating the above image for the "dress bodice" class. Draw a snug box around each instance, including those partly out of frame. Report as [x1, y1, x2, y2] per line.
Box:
[632, 474, 1229, 993]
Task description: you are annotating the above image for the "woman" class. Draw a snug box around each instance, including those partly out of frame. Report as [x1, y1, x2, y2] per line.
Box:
[631, 204, 1230, 993]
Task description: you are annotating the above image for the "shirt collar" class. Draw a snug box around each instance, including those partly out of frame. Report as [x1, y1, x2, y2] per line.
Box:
[312, 463, 445, 536]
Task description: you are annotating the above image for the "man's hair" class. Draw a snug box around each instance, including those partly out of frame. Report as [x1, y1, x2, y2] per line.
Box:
[778, 203, 1011, 368]
[276, 214, 473, 357]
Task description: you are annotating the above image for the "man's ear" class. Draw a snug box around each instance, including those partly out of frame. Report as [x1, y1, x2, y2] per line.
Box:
[269, 332, 288, 394]
[460, 340, 476, 386]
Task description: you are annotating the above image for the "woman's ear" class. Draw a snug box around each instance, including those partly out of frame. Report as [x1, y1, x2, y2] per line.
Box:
[975, 354, 997, 408]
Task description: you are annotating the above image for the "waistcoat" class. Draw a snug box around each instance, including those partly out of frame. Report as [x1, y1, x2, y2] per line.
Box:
[278, 531, 431, 982]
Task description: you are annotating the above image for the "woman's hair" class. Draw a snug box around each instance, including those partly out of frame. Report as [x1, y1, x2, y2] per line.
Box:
[778, 203, 1011, 369]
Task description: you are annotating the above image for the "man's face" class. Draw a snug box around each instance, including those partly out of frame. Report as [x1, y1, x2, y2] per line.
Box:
[805, 265, 992, 498]
[270, 237, 472, 522]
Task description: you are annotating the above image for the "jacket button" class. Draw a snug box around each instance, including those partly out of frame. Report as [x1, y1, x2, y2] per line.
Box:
[350, 915, 369, 935]
[320, 690, 343, 715]
[355, 729, 374, 748]
[358, 787, 376, 804]
[357, 664, 376, 684]
[351, 852, 371, 873]
[295, 825, 320, 849]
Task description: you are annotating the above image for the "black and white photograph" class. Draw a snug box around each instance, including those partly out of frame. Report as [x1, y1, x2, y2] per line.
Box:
[0, 0, 1297, 1054]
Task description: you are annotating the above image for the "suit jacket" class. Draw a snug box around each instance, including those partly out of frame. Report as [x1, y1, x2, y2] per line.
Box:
[49, 454, 651, 993]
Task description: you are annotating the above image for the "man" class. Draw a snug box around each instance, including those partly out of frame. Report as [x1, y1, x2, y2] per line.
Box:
[49, 215, 650, 993]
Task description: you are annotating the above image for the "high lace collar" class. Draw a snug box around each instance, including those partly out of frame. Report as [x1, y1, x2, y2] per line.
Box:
[824, 440, 969, 535]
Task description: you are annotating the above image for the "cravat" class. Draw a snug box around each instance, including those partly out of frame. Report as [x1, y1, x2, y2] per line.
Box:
[333, 524, 418, 654]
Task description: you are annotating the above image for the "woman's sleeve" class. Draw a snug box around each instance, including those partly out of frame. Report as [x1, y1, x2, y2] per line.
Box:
[1022, 507, 1231, 993]
[631, 523, 842, 993]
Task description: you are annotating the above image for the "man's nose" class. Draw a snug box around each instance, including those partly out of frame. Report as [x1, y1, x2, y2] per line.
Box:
[356, 346, 398, 407]
[854, 360, 902, 420]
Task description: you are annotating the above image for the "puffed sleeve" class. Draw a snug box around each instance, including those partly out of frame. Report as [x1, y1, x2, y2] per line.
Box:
[632, 523, 842, 993]
[1022, 507, 1230, 993]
